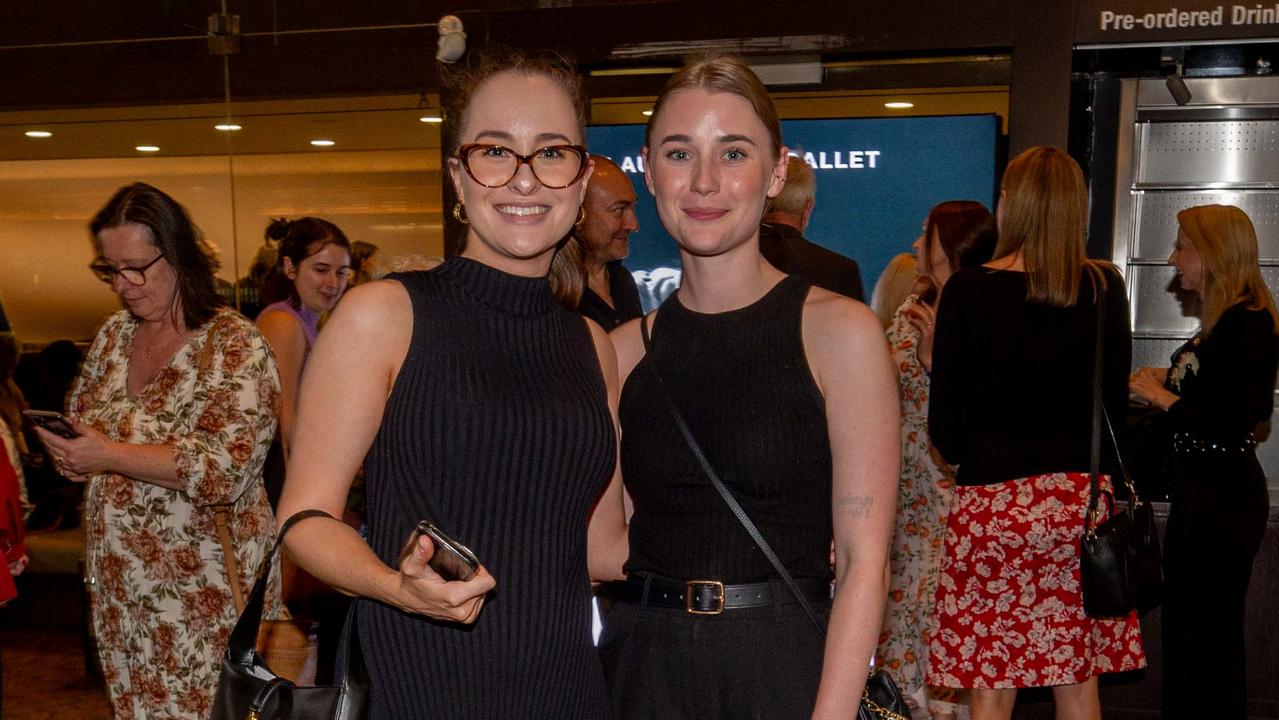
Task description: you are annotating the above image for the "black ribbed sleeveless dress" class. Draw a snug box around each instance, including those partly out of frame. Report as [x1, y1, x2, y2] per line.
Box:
[620, 275, 833, 583]
[358, 257, 617, 720]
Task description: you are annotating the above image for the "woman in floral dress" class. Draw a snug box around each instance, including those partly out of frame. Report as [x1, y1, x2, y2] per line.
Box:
[878, 201, 995, 720]
[33, 183, 280, 720]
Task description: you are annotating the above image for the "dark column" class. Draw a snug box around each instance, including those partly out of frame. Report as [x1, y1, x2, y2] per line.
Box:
[439, 76, 464, 259]
[1009, 1, 1076, 154]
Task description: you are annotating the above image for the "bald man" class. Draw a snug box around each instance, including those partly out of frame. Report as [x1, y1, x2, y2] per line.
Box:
[575, 156, 643, 330]
[760, 156, 864, 301]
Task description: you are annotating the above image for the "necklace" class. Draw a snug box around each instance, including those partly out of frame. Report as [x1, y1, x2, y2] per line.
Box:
[138, 324, 178, 360]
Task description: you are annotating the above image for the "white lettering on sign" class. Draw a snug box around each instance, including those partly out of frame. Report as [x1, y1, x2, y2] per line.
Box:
[618, 155, 646, 174]
[1098, 4, 1279, 31]
[1233, 3, 1279, 23]
[795, 150, 881, 171]
[614, 150, 882, 173]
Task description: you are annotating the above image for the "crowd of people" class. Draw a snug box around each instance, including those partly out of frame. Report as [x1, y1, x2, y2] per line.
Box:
[1, 48, 1275, 720]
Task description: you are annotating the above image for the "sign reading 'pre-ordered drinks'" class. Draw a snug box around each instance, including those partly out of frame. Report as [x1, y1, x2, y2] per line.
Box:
[1077, 1, 1279, 43]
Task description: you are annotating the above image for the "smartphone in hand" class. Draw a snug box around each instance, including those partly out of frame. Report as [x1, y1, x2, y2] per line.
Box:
[398, 521, 480, 582]
[23, 410, 80, 439]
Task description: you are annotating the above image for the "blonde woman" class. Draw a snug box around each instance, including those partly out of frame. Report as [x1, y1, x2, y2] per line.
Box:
[871, 253, 922, 329]
[927, 147, 1145, 720]
[601, 54, 899, 720]
[1129, 204, 1278, 720]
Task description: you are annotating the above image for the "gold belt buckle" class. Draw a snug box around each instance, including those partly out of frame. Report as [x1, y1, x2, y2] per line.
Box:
[685, 580, 725, 615]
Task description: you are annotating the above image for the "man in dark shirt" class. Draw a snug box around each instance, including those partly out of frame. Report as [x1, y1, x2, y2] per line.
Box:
[575, 157, 643, 330]
[759, 156, 864, 301]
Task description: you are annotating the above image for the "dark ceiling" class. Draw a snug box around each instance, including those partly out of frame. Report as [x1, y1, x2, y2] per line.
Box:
[0, 1, 1016, 110]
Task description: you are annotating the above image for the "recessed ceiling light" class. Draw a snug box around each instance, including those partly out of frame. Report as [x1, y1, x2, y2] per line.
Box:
[310, 139, 335, 147]
[641, 110, 653, 116]
[419, 116, 443, 124]
[215, 123, 242, 132]
[884, 101, 914, 109]
[24, 130, 52, 138]
[135, 145, 160, 152]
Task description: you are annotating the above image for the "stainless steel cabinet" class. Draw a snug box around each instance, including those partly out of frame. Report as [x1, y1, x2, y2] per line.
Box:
[1111, 77, 1279, 497]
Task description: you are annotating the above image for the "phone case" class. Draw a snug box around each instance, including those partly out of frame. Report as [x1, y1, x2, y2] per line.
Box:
[23, 411, 79, 439]
[399, 521, 480, 582]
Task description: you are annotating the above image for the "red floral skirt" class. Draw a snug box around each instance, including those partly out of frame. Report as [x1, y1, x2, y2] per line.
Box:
[927, 472, 1146, 689]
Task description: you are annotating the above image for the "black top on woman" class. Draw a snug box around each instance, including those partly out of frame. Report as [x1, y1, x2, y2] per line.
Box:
[602, 54, 900, 720]
[275, 50, 628, 720]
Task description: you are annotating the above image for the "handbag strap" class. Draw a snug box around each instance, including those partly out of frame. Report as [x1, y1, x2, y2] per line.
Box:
[225, 509, 333, 664]
[214, 507, 247, 613]
[1087, 272, 1107, 532]
[1102, 407, 1143, 504]
[196, 311, 228, 377]
[640, 313, 828, 638]
[197, 311, 246, 612]
[1085, 271, 1148, 533]
[224, 508, 369, 698]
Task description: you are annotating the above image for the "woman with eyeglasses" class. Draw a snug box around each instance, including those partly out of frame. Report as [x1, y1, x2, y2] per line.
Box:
[275, 49, 627, 719]
[32, 182, 281, 720]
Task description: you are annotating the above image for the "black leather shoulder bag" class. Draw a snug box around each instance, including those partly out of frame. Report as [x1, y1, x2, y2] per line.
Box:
[211, 509, 369, 720]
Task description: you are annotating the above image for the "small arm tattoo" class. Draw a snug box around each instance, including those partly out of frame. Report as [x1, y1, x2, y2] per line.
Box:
[837, 494, 874, 519]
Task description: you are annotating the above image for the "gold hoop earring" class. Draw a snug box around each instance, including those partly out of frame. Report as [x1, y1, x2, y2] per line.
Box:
[453, 201, 469, 225]
[574, 206, 586, 226]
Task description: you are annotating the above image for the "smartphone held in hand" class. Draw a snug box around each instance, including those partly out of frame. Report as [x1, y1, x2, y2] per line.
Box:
[399, 520, 480, 582]
[23, 410, 80, 439]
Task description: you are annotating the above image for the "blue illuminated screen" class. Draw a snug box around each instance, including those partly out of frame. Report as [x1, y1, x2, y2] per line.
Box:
[586, 114, 999, 309]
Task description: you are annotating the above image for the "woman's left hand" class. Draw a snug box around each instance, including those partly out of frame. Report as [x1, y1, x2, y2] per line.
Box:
[1129, 367, 1179, 411]
[904, 300, 937, 371]
[32, 419, 117, 482]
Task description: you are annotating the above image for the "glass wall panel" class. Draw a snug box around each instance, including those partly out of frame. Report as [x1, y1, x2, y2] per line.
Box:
[0, 111, 239, 345]
[0, 96, 443, 345]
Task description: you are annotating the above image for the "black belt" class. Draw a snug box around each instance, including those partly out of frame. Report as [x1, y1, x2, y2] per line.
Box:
[606, 576, 830, 616]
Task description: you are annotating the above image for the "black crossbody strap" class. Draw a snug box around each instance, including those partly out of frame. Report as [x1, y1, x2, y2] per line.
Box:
[1102, 407, 1141, 501]
[640, 313, 827, 638]
[1088, 272, 1109, 532]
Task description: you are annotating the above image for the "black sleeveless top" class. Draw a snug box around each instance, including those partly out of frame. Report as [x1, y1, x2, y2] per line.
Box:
[619, 275, 834, 583]
[359, 257, 616, 720]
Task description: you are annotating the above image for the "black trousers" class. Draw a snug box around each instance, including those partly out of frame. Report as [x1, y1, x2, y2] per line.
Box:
[599, 584, 828, 720]
[1161, 452, 1269, 720]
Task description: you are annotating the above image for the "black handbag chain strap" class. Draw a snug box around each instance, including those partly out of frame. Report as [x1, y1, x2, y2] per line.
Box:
[1085, 274, 1144, 536]
[639, 313, 827, 638]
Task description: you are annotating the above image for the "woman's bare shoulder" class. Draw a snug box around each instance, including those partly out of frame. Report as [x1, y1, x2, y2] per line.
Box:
[329, 279, 412, 332]
[803, 286, 881, 341]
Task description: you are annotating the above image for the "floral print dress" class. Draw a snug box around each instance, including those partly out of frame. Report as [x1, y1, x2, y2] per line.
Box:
[876, 296, 958, 713]
[74, 308, 281, 720]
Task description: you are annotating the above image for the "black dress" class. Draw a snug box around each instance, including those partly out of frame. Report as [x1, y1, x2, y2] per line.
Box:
[601, 275, 832, 719]
[1159, 302, 1277, 720]
[358, 257, 617, 720]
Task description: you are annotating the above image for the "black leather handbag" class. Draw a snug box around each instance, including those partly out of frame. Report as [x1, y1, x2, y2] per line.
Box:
[1081, 409, 1164, 618]
[1079, 286, 1163, 619]
[641, 316, 912, 720]
[211, 509, 369, 720]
